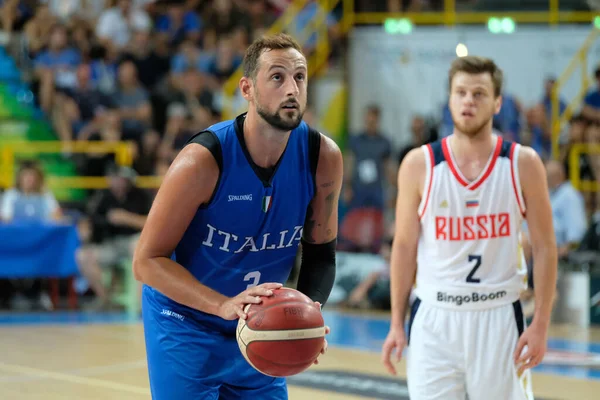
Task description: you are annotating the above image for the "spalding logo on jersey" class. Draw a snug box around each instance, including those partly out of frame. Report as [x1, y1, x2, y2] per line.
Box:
[435, 213, 511, 241]
[202, 223, 303, 253]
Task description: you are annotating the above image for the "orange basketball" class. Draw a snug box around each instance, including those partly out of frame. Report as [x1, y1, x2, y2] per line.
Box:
[236, 287, 326, 377]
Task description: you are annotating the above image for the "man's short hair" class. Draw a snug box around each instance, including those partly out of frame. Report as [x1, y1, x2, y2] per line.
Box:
[242, 33, 304, 80]
[448, 56, 504, 97]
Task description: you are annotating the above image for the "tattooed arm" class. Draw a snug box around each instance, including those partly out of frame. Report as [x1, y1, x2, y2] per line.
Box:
[303, 134, 344, 244]
[296, 133, 343, 306]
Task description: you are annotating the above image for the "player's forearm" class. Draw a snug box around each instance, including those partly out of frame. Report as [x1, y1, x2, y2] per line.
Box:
[531, 244, 558, 329]
[134, 256, 227, 316]
[389, 243, 417, 329]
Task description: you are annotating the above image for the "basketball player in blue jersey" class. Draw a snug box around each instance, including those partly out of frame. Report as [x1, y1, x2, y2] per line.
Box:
[132, 33, 342, 399]
[381, 56, 558, 399]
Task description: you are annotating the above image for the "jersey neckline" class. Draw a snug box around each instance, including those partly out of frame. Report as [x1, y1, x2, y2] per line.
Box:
[234, 113, 290, 187]
[441, 135, 503, 191]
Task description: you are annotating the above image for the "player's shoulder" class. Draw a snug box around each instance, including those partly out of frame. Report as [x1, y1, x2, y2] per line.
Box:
[174, 139, 219, 173]
[513, 144, 545, 172]
[514, 145, 546, 183]
[308, 128, 342, 184]
[316, 131, 342, 162]
[515, 144, 542, 164]
[400, 145, 428, 172]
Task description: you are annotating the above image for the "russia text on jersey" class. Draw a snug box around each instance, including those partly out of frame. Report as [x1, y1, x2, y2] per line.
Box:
[435, 213, 510, 241]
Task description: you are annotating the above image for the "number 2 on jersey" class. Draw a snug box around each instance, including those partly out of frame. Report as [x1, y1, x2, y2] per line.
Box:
[244, 271, 261, 289]
[466, 254, 482, 283]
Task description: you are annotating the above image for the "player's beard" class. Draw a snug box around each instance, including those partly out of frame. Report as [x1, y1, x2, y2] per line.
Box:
[453, 110, 494, 138]
[257, 104, 304, 131]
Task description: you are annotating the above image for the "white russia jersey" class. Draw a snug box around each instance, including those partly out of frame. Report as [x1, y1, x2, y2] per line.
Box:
[414, 135, 528, 310]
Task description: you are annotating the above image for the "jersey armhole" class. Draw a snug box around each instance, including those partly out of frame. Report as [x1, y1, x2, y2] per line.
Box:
[417, 144, 434, 219]
[509, 143, 526, 217]
[308, 127, 321, 196]
[186, 130, 223, 208]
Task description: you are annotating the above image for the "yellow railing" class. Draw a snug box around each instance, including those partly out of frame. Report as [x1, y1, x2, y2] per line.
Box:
[7, 0, 600, 192]
[551, 27, 600, 160]
[221, 0, 342, 120]
[569, 143, 600, 192]
[0, 141, 162, 190]
[348, 0, 600, 26]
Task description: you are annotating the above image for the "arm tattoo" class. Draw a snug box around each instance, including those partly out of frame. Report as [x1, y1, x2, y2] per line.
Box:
[304, 188, 338, 244]
[324, 192, 335, 223]
[303, 203, 316, 243]
[320, 180, 334, 188]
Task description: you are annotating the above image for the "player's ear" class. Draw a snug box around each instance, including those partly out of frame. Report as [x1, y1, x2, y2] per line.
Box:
[239, 76, 253, 101]
[494, 94, 503, 115]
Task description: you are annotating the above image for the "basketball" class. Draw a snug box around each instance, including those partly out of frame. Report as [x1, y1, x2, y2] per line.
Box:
[236, 287, 326, 377]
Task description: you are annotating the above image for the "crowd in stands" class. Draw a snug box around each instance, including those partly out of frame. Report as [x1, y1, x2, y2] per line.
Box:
[0, 1, 598, 315]
[337, 73, 600, 313]
[0, 0, 343, 311]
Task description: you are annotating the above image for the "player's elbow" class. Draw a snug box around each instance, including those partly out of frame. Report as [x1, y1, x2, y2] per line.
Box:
[132, 252, 149, 283]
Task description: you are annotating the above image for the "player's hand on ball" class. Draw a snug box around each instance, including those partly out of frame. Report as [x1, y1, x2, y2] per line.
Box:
[218, 283, 283, 321]
[514, 320, 548, 376]
[313, 301, 329, 365]
[381, 326, 407, 376]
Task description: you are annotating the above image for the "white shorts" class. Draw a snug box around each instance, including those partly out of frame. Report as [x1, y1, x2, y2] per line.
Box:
[406, 298, 534, 400]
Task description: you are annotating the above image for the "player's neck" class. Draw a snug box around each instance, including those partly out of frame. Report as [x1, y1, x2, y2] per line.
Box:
[449, 130, 496, 160]
[243, 111, 291, 168]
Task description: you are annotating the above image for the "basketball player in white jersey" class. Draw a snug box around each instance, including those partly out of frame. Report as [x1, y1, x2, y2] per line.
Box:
[381, 56, 558, 399]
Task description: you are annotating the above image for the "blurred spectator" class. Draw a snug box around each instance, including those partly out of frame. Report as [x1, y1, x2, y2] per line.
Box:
[0, 160, 61, 312]
[89, 45, 120, 95]
[344, 238, 392, 310]
[0, 0, 34, 34]
[493, 90, 523, 143]
[121, 28, 170, 92]
[439, 102, 454, 138]
[205, 34, 243, 86]
[166, 68, 215, 129]
[525, 78, 568, 160]
[76, 165, 150, 310]
[546, 159, 588, 258]
[169, 38, 214, 85]
[542, 77, 567, 122]
[526, 103, 551, 159]
[586, 121, 600, 181]
[52, 63, 113, 142]
[95, 0, 152, 52]
[560, 115, 596, 186]
[344, 104, 395, 213]
[246, 0, 277, 41]
[397, 115, 432, 166]
[581, 66, 600, 123]
[113, 60, 152, 142]
[0, 160, 61, 222]
[33, 23, 81, 112]
[155, 0, 202, 47]
[76, 107, 122, 177]
[23, 3, 57, 55]
[578, 205, 600, 253]
[203, 0, 249, 39]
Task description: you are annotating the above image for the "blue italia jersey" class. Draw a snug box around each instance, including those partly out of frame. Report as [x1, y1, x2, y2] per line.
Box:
[146, 113, 320, 332]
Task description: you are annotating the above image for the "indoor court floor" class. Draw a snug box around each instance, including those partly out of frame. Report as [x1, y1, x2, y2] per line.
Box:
[0, 310, 599, 400]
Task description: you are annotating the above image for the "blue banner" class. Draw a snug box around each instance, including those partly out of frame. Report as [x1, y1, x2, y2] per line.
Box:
[0, 223, 80, 278]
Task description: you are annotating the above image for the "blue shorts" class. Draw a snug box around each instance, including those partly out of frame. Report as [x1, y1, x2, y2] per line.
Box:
[142, 286, 287, 400]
